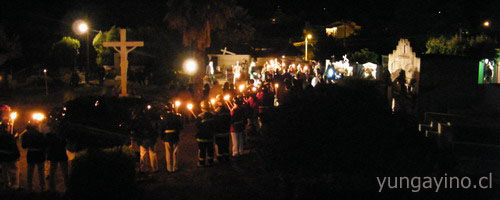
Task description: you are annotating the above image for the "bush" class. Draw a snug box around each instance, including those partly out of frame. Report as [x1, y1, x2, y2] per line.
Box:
[67, 147, 137, 200]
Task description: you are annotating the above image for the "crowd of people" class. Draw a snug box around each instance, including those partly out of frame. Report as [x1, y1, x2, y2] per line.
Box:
[0, 113, 68, 192]
[0, 57, 373, 193]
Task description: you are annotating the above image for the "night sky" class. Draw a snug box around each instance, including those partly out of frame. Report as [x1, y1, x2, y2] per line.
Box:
[1, 0, 498, 66]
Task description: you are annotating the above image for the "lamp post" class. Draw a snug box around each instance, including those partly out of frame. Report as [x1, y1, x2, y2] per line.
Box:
[77, 21, 90, 84]
[305, 34, 312, 61]
[43, 69, 48, 95]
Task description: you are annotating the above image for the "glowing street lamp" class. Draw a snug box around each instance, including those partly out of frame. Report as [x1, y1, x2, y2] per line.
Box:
[10, 112, 17, 135]
[75, 20, 90, 84]
[183, 59, 198, 83]
[483, 20, 491, 28]
[78, 23, 88, 33]
[43, 69, 48, 96]
[305, 34, 312, 61]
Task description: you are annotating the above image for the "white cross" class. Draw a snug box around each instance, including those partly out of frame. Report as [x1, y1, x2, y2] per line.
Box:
[103, 29, 143, 97]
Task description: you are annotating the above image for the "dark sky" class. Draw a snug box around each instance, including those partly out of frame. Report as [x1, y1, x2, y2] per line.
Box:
[0, 0, 497, 65]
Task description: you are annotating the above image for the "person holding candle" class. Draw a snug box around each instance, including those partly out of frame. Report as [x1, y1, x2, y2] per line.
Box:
[213, 97, 231, 163]
[160, 105, 184, 172]
[0, 122, 20, 189]
[195, 101, 216, 167]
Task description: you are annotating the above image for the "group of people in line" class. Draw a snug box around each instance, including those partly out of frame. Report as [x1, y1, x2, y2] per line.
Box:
[135, 79, 276, 172]
[0, 118, 68, 192]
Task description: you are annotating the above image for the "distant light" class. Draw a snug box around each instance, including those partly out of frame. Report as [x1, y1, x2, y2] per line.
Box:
[183, 59, 198, 75]
[147, 105, 151, 110]
[438, 11, 441, 14]
[238, 84, 245, 92]
[483, 20, 490, 27]
[43, 69, 47, 73]
[223, 95, 230, 101]
[78, 22, 88, 33]
[210, 99, 216, 105]
[252, 87, 257, 92]
[274, 83, 279, 88]
[187, 103, 193, 110]
[327, 68, 334, 78]
[32, 113, 45, 121]
[95, 100, 99, 107]
[307, 34, 312, 39]
[10, 112, 17, 120]
[282, 55, 285, 59]
[175, 101, 181, 107]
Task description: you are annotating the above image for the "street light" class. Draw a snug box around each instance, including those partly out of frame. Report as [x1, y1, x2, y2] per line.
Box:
[10, 112, 17, 135]
[483, 20, 491, 28]
[76, 20, 90, 84]
[183, 59, 198, 83]
[305, 34, 312, 61]
[43, 69, 48, 96]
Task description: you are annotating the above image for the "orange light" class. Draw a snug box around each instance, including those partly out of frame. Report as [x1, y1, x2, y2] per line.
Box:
[223, 95, 230, 101]
[238, 84, 245, 92]
[210, 99, 216, 105]
[274, 83, 279, 88]
[10, 112, 17, 120]
[32, 113, 45, 121]
[187, 103, 193, 110]
[175, 101, 181, 107]
[252, 87, 257, 92]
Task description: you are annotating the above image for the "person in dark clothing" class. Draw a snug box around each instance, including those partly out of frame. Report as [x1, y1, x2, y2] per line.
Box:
[231, 96, 247, 157]
[195, 101, 216, 167]
[0, 123, 20, 189]
[21, 124, 46, 191]
[131, 112, 159, 173]
[45, 131, 68, 192]
[160, 106, 183, 172]
[213, 96, 231, 163]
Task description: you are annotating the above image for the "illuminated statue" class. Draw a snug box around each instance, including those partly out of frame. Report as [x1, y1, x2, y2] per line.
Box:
[232, 61, 242, 84]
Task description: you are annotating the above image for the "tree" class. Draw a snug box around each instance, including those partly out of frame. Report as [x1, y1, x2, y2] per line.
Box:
[0, 26, 21, 69]
[350, 48, 379, 64]
[52, 36, 80, 71]
[426, 34, 497, 58]
[93, 26, 119, 67]
[214, 6, 255, 46]
[165, 0, 236, 79]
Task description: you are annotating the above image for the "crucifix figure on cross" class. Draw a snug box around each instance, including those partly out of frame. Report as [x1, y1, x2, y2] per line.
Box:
[103, 28, 143, 97]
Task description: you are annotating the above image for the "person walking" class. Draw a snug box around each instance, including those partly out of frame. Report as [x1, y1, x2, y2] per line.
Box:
[160, 106, 183, 172]
[21, 124, 46, 191]
[195, 101, 215, 167]
[0, 123, 20, 189]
